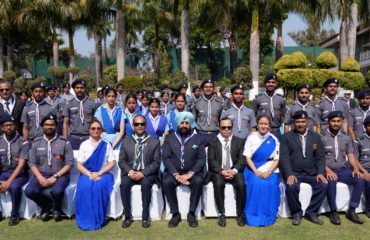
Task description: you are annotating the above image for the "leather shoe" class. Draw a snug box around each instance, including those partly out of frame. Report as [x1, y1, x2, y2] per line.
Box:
[168, 213, 181, 228]
[236, 215, 246, 227]
[142, 219, 151, 228]
[40, 210, 51, 222]
[8, 215, 20, 226]
[187, 212, 198, 228]
[0, 211, 3, 221]
[122, 218, 133, 228]
[329, 211, 341, 225]
[53, 210, 62, 222]
[304, 215, 323, 225]
[218, 214, 226, 227]
[292, 216, 302, 226]
[346, 210, 364, 224]
[365, 210, 370, 218]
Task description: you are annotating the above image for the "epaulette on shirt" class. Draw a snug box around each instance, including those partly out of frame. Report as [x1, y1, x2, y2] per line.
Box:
[58, 135, 68, 141]
[33, 136, 44, 143]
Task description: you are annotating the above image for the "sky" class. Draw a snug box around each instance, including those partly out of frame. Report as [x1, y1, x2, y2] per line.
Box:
[61, 13, 340, 57]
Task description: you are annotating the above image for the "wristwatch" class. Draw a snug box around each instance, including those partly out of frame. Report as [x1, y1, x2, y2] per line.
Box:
[53, 173, 59, 179]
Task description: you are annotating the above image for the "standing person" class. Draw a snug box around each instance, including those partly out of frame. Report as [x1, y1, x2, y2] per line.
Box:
[192, 79, 224, 146]
[159, 91, 175, 116]
[252, 73, 286, 140]
[0, 115, 29, 226]
[348, 88, 370, 141]
[283, 84, 320, 133]
[124, 94, 142, 137]
[62, 79, 97, 150]
[119, 115, 161, 228]
[94, 88, 126, 149]
[221, 84, 256, 140]
[24, 114, 74, 221]
[21, 82, 57, 142]
[0, 80, 26, 135]
[343, 90, 356, 110]
[55, 87, 61, 98]
[280, 111, 328, 226]
[219, 86, 229, 104]
[166, 93, 188, 133]
[75, 119, 116, 230]
[162, 112, 206, 228]
[140, 94, 150, 115]
[18, 91, 31, 105]
[45, 85, 63, 135]
[244, 115, 280, 226]
[116, 83, 126, 108]
[145, 98, 168, 142]
[60, 83, 74, 103]
[317, 78, 349, 134]
[95, 89, 105, 107]
[207, 117, 246, 227]
[178, 83, 193, 111]
[322, 111, 364, 225]
[192, 85, 201, 101]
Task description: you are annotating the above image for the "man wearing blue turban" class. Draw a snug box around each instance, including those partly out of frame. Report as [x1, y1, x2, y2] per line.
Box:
[162, 112, 206, 228]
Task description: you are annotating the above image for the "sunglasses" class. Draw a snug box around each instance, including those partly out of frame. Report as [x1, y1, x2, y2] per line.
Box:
[90, 127, 102, 131]
[0, 88, 10, 92]
[133, 122, 145, 127]
[220, 126, 232, 130]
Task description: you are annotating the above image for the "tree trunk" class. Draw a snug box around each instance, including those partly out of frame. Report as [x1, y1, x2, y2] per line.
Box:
[52, 29, 59, 67]
[94, 34, 103, 87]
[229, 31, 237, 77]
[68, 27, 76, 83]
[181, 0, 190, 80]
[6, 33, 14, 72]
[339, 19, 349, 65]
[249, 1, 259, 100]
[103, 36, 109, 65]
[154, 24, 160, 79]
[0, 33, 4, 78]
[116, 1, 125, 82]
[276, 23, 283, 61]
[347, 3, 357, 58]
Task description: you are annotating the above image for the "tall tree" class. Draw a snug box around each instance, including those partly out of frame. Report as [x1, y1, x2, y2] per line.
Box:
[116, 0, 125, 81]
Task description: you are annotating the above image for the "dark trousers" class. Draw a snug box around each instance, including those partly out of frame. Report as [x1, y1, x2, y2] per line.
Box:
[327, 168, 364, 211]
[162, 172, 203, 214]
[68, 135, 89, 150]
[365, 169, 370, 211]
[212, 173, 246, 216]
[24, 173, 69, 212]
[198, 132, 218, 147]
[285, 174, 328, 218]
[0, 171, 28, 216]
[120, 175, 156, 220]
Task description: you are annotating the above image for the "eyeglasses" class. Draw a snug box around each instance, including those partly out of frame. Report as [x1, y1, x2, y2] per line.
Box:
[90, 127, 102, 131]
[0, 88, 10, 92]
[220, 126, 232, 130]
[133, 122, 145, 127]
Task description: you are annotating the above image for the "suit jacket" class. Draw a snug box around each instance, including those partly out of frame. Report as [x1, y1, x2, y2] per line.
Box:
[205, 136, 246, 184]
[0, 97, 26, 135]
[162, 131, 206, 176]
[118, 135, 161, 181]
[279, 129, 325, 179]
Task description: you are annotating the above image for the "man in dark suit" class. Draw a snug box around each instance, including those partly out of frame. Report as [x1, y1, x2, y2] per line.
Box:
[162, 112, 206, 228]
[279, 110, 328, 226]
[119, 115, 161, 228]
[206, 117, 246, 227]
[0, 80, 26, 135]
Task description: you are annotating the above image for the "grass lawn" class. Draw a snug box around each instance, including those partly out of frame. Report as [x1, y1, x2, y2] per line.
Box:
[0, 213, 370, 240]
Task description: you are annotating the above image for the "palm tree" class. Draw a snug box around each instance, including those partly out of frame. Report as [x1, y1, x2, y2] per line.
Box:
[116, 0, 125, 81]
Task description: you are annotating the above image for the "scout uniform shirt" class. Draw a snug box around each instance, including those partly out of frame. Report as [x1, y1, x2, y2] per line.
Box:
[317, 96, 349, 133]
[284, 100, 320, 131]
[348, 106, 370, 139]
[29, 135, 74, 174]
[0, 134, 29, 173]
[253, 92, 286, 129]
[356, 134, 370, 170]
[192, 95, 224, 132]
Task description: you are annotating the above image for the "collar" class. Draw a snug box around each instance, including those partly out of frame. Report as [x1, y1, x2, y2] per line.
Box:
[88, 137, 102, 146]
[125, 109, 136, 117]
[325, 95, 338, 102]
[231, 102, 244, 110]
[202, 95, 214, 101]
[0, 95, 15, 104]
[297, 129, 308, 137]
[217, 133, 232, 143]
[264, 91, 276, 98]
[2, 133, 19, 143]
[327, 129, 341, 137]
[103, 103, 118, 111]
[257, 131, 270, 140]
[75, 96, 88, 102]
[43, 134, 58, 143]
[149, 113, 159, 121]
[33, 99, 45, 105]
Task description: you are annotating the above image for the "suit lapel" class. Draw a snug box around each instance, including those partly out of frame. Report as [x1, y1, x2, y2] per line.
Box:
[215, 138, 223, 166]
[293, 132, 302, 151]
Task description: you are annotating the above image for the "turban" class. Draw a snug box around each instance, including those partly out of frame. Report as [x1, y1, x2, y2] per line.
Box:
[175, 112, 195, 127]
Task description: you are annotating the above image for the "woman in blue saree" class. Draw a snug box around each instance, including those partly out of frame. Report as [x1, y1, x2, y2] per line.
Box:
[145, 98, 168, 144]
[75, 119, 116, 230]
[243, 115, 280, 227]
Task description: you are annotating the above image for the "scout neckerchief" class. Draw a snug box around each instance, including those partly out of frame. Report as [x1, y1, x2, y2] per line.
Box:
[132, 133, 150, 170]
[264, 92, 276, 118]
[174, 130, 196, 169]
[43, 134, 58, 166]
[34, 99, 45, 130]
[296, 99, 309, 111]
[75, 96, 87, 124]
[232, 103, 244, 132]
[202, 95, 214, 126]
[327, 129, 339, 161]
[325, 95, 338, 112]
[3, 133, 19, 166]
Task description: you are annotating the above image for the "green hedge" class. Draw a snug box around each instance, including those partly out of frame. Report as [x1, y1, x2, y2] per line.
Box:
[311, 69, 341, 87]
[277, 69, 313, 90]
[232, 66, 253, 89]
[340, 57, 360, 72]
[340, 72, 365, 91]
[119, 76, 142, 93]
[315, 51, 338, 69]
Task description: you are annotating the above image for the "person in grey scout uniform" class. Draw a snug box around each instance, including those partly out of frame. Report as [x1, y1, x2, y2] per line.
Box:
[219, 86, 229, 105]
[45, 85, 63, 135]
[24, 114, 74, 222]
[0, 115, 30, 226]
[284, 83, 320, 133]
[221, 84, 256, 140]
[21, 82, 57, 142]
[178, 83, 193, 111]
[116, 83, 127, 108]
[317, 78, 349, 135]
[355, 115, 370, 218]
[192, 79, 225, 146]
[62, 79, 98, 150]
[60, 83, 75, 103]
[252, 73, 286, 140]
[322, 111, 364, 225]
[348, 88, 370, 142]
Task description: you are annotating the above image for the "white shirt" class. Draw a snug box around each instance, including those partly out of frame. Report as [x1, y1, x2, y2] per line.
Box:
[217, 133, 233, 169]
[77, 138, 116, 173]
[243, 132, 279, 173]
[0, 95, 15, 114]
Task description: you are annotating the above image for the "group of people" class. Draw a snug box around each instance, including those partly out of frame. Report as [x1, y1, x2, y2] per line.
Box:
[0, 73, 369, 231]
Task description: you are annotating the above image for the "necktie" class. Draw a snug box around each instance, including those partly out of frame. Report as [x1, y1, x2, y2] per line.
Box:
[134, 138, 143, 170]
[5, 101, 10, 113]
[223, 138, 231, 170]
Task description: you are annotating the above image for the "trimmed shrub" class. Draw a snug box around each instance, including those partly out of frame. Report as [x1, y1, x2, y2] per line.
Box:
[340, 72, 366, 91]
[277, 69, 313, 91]
[340, 57, 360, 72]
[102, 64, 117, 87]
[274, 54, 291, 70]
[67, 66, 80, 75]
[79, 73, 96, 91]
[232, 66, 253, 89]
[315, 51, 338, 69]
[143, 73, 160, 90]
[311, 69, 341, 87]
[165, 71, 187, 90]
[119, 76, 142, 93]
[217, 77, 233, 88]
[289, 51, 307, 68]
[12, 77, 28, 93]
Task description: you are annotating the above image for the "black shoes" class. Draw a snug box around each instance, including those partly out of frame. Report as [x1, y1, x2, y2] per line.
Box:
[52, 210, 62, 222]
[40, 210, 51, 222]
[0, 211, 3, 221]
[8, 215, 20, 226]
[304, 215, 323, 225]
[168, 212, 181, 228]
[292, 216, 302, 226]
[218, 214, 226, 227]
[142, 219, 151, 228]
[187, 212, 198, 228]
[346, 209, 364, 224]
[329, 211, 341, 225]
[236, 215, 246, 227]
[122, 218, 134, 228]
[365, 210, 370, 218]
